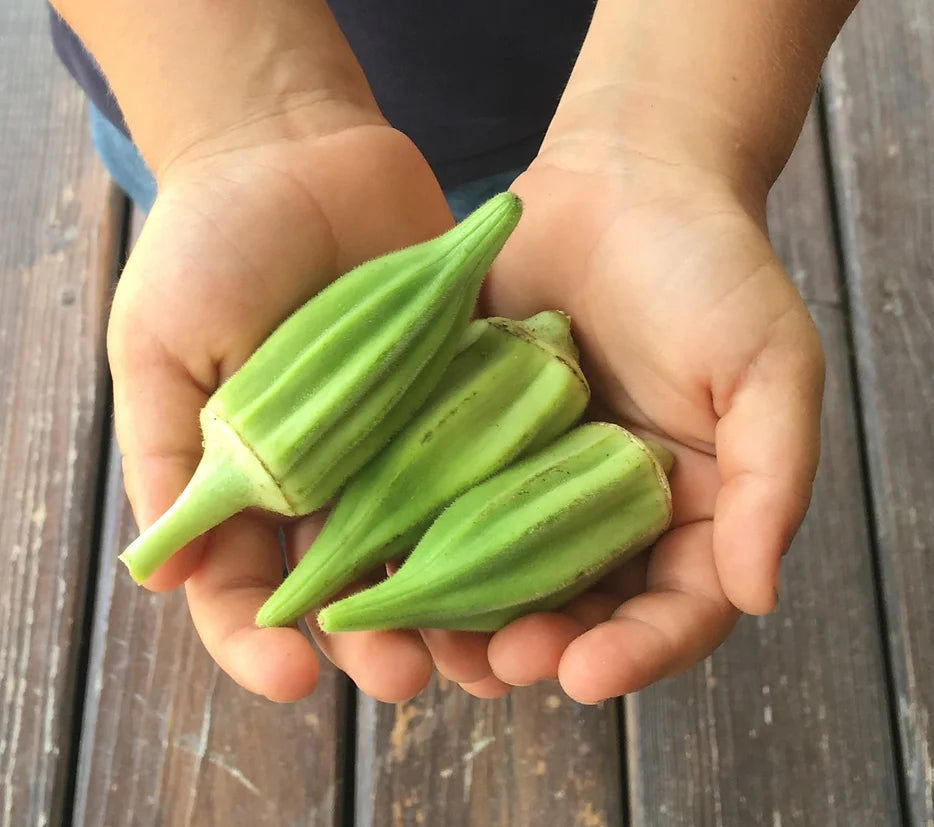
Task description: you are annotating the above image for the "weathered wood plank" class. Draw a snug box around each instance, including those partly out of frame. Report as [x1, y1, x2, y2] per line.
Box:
[72, 210, 350, 827]
[625, 107, 901, 825]
[72, 443, 350, 826]
[356, 678, 622, 827]
[0, 5, 124, 826]
[824, 2, 934, 824]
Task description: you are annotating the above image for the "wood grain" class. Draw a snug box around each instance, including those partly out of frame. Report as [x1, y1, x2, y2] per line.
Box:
[824, 2, 934, 824]
[355, 676, 622, 827]
[625, 108, 901, 825]
[71, 210, 350, 827]
[0, 4, 124, 826]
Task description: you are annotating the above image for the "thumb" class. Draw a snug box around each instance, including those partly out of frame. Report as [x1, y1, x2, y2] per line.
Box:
[107, 224, 216, 592]
[712, 292, 825, 614]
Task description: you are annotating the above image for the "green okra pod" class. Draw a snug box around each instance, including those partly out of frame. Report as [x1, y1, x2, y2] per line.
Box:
[118, 192, 522, 584]
[255, 310, 591, 628]
[317, 422, 673, 633]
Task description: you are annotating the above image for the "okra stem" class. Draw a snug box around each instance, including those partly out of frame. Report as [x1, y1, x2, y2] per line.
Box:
[118, 410, 293, 583]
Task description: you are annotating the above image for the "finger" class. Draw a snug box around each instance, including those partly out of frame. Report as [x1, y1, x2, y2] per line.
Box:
[423, 552, 645, 688]
[282, 510, 330, 570]
[589, 548, 650, 603]
[561, 588, 629, 627]
[419, 629, 494, 684]
[457, 673, 513, 700]
[490, 543, 651, 687]
[184, 513, 320, 702]
[282, 522, 434, 703]
[713, 307, 824, 614]
[557, 522, 738, 704]
[488, 613, 584, 686]
[488, 563, 646, 688]
[310, 625, 434, 703]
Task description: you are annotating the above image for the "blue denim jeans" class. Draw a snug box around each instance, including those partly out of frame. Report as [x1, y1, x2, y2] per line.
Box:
[88, 102, 522, 220]
[89, 103, 158, 211]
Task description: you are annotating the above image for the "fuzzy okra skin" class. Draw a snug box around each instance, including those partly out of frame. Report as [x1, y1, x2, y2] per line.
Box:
[117, 192, 523, 585]
[255, 310, 591, 628]
[317, 423, 674, 633]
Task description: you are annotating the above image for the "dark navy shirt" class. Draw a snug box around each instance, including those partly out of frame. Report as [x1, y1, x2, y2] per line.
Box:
[49, 3, 595, 188]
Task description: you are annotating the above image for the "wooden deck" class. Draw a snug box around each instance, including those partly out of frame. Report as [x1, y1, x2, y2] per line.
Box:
[1, 1, 931, 825]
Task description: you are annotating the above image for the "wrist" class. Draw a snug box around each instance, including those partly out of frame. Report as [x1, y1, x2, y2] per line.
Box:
[144, 41, 387, 182]
[52, 0, 383, 178]
[545, 0, 859, 197]
[541, 83, 777, 204]
[154, 93, 387, 189]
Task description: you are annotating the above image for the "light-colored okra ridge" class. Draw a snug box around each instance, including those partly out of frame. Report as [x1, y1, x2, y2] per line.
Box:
[232, 267, 455, 450]
[347, 332, 542, 493]
[289, 286, 476, 495]
[118, 409, 295, 584]
[489, 486, 669, 607]
[295, 298, 460, 461]
[336, 359, 531, 511]
[258, 208, 520, 480]
[229, 191, 520, 442]
[211, 269, 412, 425]
[446, 361, 585, 474]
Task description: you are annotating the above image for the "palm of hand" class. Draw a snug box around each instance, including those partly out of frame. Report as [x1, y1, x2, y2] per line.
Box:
[110, 131, 823, 704]
[460, 158, 824, 701]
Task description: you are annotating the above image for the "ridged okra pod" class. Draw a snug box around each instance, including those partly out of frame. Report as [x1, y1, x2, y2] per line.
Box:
[317, 422, 673, 633]
[255, 310, 591, 627]
[118, 192, 522, 584]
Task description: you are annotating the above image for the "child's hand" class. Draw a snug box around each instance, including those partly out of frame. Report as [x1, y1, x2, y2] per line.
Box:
[413, 146, 825, 702]
[108, 121, 462, 702]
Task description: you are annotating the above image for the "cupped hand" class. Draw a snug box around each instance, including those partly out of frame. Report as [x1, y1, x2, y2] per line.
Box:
[108, 115, 462, 702]
[416, 146, 825, 703]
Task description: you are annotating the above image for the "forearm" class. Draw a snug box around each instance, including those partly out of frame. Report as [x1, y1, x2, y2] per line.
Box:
[546, 0, 859, 193]
[51, 0, 381, 177]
